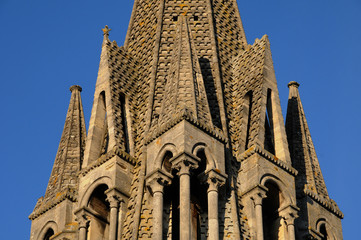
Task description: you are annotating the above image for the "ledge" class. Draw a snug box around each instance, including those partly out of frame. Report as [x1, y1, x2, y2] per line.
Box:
[304, 188, 344, 219]
[239, 145, 298, 176]
[145, 111, 226, 145]
[80, 145, 136, 177]
[29, 188, 77, 220]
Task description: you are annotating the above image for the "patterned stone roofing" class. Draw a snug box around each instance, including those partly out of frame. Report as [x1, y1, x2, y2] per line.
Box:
[286, 82, 342, 217]
[31, 86, 86, 217]
[153, 16, 214, 133]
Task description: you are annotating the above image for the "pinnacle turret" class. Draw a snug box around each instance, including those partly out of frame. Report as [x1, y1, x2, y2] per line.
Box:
[286, 81, 329, 198]
[30, 85, 86, 220]
[44, 85, 86, 200]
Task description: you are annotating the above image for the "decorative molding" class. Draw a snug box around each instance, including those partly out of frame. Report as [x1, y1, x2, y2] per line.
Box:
[145, 111, 226, 145]
[304, 188, 344, 219]
[81, 145, 136, 177]
[29, 188, 77, 220]
[239, 145, 298, 176]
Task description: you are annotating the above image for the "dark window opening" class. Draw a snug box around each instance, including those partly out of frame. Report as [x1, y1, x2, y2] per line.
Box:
[263, 182, 281, 240]
[173, 16, 178, 22]
[164, 171, 180, 240]
[194, 15, 199, 21]
[244, 91, 253, 151]
[120, 94, 130, 153]
[43, 229, 54, 240]
[320, 224, 328, 240]
[264, 89, 275, 154]
[99, 92, 109, 156]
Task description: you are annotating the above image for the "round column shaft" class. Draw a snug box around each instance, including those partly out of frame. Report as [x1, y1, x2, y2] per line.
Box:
[153, 191, 164, 240]
[208, 190, 219, 240]
[179, 172, 191, 240]
[255, 203, 264, 240]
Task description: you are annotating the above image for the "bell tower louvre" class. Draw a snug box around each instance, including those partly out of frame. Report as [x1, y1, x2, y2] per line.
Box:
[29, 1, 343, 239]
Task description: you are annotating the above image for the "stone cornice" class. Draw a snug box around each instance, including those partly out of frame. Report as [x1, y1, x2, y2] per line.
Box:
[145, 111, 226, 145]
[304, 187, 344, 219]
[80, 145, 136, 177]
[29, 188, 77, 220]
[239, 145, 298, 176]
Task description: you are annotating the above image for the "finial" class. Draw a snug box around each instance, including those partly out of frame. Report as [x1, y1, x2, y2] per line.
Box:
[288, 81, 300, 88]
[70, 85, 82, 92]
[102, 25, 111, 38]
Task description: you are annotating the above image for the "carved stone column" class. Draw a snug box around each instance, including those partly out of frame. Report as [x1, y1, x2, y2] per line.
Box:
[203, 169, 227, 240]
[279, 205, 299, 240]
[248, 186, 267, 240]
[146, 169, 173, 240]
[170, 152, 200, 240]
[74, 208, 90, 240]
[105, 188, 128, 240]
[106, 194, 120, 240]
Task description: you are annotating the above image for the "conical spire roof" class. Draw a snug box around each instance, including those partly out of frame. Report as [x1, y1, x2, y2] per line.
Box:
[286, 81, 329, 198]
[43, 85, 87, 201]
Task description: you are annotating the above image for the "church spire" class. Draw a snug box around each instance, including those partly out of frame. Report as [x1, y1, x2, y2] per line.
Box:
[43, 85, 87, 201]
[286, 81, 329, 198]
[156, 16, 213, 130]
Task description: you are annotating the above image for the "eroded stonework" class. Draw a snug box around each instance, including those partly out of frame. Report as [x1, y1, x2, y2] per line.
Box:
[30, 1, 343, 240]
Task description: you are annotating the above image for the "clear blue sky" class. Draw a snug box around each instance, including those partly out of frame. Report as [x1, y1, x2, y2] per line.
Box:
[0, 0, 360, 239]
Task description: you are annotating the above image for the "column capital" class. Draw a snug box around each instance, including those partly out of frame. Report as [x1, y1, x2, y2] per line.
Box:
[242, 184, 268, 206]
[170, 151, 200, 176]
[279, 204, 299, 225]
[146, 168, 173, 195]
[74, 207, 91, 229]
[200, 169, 227, 193]
[105, 188, 127, 208]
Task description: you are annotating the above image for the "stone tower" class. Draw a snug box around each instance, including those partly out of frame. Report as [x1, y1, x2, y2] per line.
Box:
[29, 1, 343, 240]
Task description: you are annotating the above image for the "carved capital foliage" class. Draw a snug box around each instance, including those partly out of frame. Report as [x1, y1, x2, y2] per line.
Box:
[200, 168, 227, 192]
[279, 204, 300, 225]
[74, 208, 91, 229]
[243, 185, 267, 206]
[170, 151, 200, 176]
[105, 188, 127, 209]
[146, 168, 173, 195]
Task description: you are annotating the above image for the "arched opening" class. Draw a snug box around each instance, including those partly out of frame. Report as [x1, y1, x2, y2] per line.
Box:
[163, 149, 208, 239]
[264, 89, 275, 154]
[263, 181, 281, 240]
[320, 223, 328, 240]
[162, 151, 179, 239]
[43, 228, 54, 240]
[189, 149, 208, 239]
[162, 151, 173, 173]
[87, 184, 110, 240]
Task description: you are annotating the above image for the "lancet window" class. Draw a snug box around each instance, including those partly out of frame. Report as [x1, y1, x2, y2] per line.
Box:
[264, 89, 275, 154]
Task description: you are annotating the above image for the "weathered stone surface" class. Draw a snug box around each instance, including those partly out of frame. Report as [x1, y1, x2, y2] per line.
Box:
[30, 1, 343, 240]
